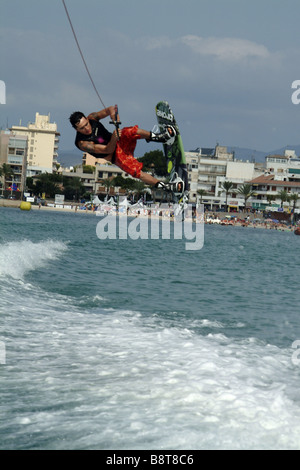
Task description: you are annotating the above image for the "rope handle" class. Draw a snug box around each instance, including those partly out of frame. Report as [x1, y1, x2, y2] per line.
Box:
[110, 104, 122, 140]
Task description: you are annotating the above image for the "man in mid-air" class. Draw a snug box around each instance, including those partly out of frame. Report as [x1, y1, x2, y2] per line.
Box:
[69, 106, 181, 191]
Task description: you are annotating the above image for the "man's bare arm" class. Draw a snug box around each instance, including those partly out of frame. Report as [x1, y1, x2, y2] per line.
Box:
[88, 106, 115, 122]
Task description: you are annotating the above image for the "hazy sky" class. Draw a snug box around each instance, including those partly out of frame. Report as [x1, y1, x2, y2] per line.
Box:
[1, 0, 300, 159]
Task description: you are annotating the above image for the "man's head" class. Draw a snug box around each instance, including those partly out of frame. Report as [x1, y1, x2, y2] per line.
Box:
[69, 111, 92, 135]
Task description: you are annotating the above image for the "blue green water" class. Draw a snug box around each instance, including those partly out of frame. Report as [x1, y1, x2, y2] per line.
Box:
[0, 207, 300, 449]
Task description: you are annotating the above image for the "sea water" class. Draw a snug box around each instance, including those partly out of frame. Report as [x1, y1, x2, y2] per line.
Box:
[0, 207, 300, 450]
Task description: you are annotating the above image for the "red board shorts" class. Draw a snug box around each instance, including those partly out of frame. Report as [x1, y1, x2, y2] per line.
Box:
[114, 126, 143, 178]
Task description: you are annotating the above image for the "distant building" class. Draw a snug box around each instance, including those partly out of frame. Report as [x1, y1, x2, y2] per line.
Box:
[265, 150, 300, 181]
[80, 152, 129, 195]
[10, 112, 60, 176]
[62, 160, 126, 197]
[73, 144, 300, 211]
[246, 150, 300, 210]
[186, 145, 259, 210]
[217, 161, 258, 211]
[186, 146, 234, 204]
[0, 130, 28, 195]
[82, 152, 98, 167]
[248, 173, 300, 212]
[186, 145, 300, 211]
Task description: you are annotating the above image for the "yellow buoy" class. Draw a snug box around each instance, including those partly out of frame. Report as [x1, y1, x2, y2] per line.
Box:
[20, 201, 31, 211]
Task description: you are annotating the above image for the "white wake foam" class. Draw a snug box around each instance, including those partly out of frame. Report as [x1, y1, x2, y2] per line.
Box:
[0, 239, 68, 279]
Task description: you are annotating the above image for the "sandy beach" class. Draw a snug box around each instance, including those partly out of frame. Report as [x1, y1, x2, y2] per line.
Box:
[0, 199, 22, 209]
[1, 199, 299, 233]
[0, 199, 85, 214]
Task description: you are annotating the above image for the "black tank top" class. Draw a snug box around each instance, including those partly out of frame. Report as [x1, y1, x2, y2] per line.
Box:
[75, 119, 113, 158]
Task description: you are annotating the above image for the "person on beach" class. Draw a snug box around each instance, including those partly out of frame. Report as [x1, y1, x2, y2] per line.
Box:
[69, 106, 176, 190]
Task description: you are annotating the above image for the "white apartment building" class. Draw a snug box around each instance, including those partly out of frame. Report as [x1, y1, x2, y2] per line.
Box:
[186, 146, 232, 200]
[10, 113, 60, 176]
[265, 150, 300, 182]
[216, 161, 261, 211]
[248, 151, 300, 210]
[186, 145, 259, 210]
[186, 145, 300, 211]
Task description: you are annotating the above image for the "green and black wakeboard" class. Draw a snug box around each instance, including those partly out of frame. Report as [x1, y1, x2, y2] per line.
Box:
[155, 101, 189, 203]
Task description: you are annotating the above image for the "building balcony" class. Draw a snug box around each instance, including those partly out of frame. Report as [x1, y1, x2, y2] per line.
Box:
[7, 177, 21, 184]
[198, 170, 226, 176]
[198, 177, 217, 183]
[7, 155, 24, 165]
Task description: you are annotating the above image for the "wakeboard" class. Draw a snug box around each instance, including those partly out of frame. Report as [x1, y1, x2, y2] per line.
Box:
[155, 101, 189, 204]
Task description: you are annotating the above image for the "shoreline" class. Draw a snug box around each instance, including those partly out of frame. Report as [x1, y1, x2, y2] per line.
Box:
[1, 199, 299, 233]
[0, 199, 89, 214]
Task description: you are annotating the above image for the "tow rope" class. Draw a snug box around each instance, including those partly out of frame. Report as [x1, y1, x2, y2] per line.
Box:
[62, 1, 123, 137]
[61, 0, 106, 109]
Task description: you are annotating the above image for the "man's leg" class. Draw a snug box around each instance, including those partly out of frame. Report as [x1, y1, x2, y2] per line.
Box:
[136, 127, 176, 143]
[113, 126, 179, 189]
[139, 171, 181, 192]
[139, 171, 159, 186]
[136, 129, 152, 139]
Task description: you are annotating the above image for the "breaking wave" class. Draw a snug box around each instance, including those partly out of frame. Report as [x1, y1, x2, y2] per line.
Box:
[0, 240, 68, 279]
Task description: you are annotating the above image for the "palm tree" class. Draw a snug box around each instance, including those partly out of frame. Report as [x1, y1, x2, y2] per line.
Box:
[0, 163, 14, 194]
[221, 181, 233, 212]
[0, 165, 3, 195]
[237, 183, 255, 211]
[277, 190, 288, 208]
[132, 181, 146, 201]
[63, 176, 84, 201]
[289, 193, 299, 225]
[266, 194, 275, 206]
[197, 189, 207, 204]
[102, 178, 115, 199]
[34, 172, 62, 198]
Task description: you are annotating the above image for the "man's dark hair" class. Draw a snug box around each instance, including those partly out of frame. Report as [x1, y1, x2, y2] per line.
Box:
[69, 111, 85, 129]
